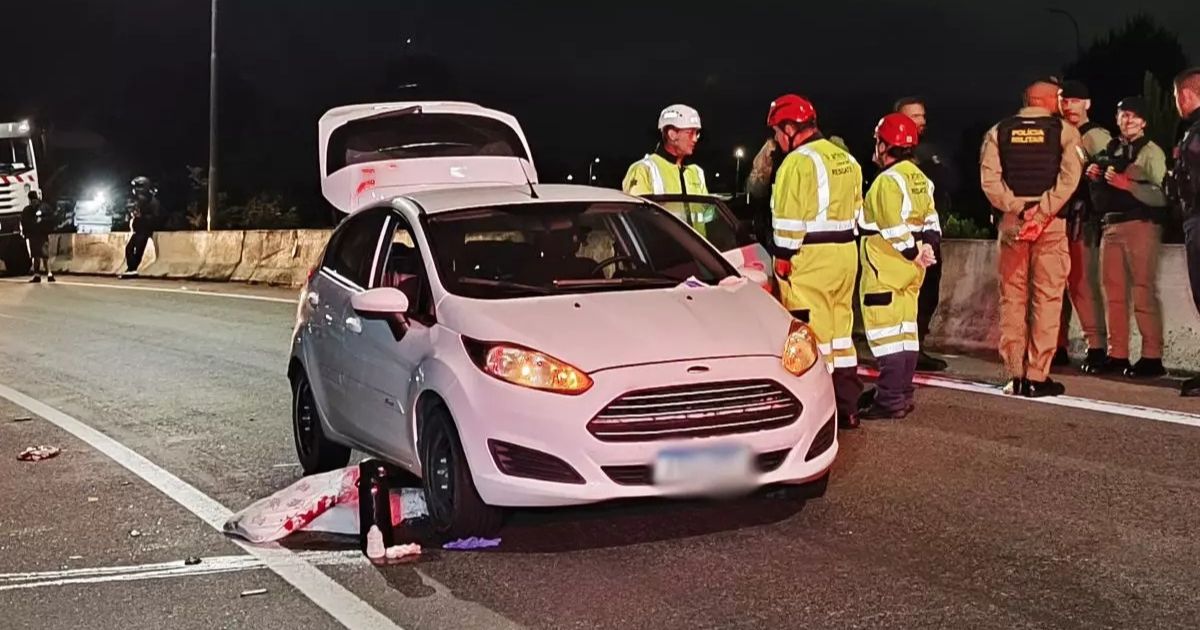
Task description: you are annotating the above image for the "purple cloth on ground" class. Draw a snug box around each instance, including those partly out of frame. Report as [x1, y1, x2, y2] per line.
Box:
[442, 537, 501, 550]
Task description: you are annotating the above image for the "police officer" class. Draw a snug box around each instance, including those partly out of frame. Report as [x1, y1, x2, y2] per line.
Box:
[1167, 67, 1200, 396]
[120, 176, 159, 279]
[980, 78, 1083, 397]
[858, 113, 940, 419]
[1086, 97, 1168, 378]
[20, 191, 54, 284]
[894, 96, 956, 372]
[767, 94, 864, 429]
[1054, 80, 1112, 372]
[622, 104, 713, 236]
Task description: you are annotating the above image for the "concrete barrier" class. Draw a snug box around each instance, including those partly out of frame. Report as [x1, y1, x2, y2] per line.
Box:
[36, 231, 1200, 370]
[928, 239, 1200, 371]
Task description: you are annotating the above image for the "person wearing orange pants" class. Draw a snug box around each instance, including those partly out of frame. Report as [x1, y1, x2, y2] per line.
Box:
[980, 78, 1083, 397]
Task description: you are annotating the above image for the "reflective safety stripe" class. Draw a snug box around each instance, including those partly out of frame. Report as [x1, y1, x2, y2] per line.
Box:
[833, 356, 858, 368]
[640, 159, 665, 194]
[817, 343, 832, 355]
[797, 147, 831, 222]
[924, 213, 942, 233]
[866, 324, 904, 340]
[774, 235, 803, 249]
[830, 337, 854, 350]
[869, 339, 909, 356]
[902, 321, 919, 334]
[884, 171, 914, 222]
[880, 224, 910, 239]
[892, 236, 916, 252]
[773, 217, 807, 230]
[694, 166, 707, 193]
[806, 219, 856, 233]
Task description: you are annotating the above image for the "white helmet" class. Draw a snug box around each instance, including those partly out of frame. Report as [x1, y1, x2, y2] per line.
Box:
[657, 104, 702, 130]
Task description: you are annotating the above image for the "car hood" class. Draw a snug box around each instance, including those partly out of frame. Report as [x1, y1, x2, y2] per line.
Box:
[437, 279, 793, 372]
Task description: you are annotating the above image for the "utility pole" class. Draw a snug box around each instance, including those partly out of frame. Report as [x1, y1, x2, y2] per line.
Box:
[1047, 8, 1083, 57]
[207, 0, 219, 231]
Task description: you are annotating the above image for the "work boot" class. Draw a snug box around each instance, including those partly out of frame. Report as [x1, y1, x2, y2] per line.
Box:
[915, 351, 948, 372]
[857, 388, 877, 412]
[1087, 357, 1131, 375]
[28, 275, 41, 284]
[1125, 358, 1166, 379]
[1026, 378, 1066, 398]
[47, 275, 55, 283]
[838, 412, 860, 430]
[1182, 376, 1200, 397]
[859, 404, 909, 421]
[1080, 349, 1108, 374]
[1002, 378, 1028, 396]
[1051, 347, 1070, 367]
[119, 270, 139, 279]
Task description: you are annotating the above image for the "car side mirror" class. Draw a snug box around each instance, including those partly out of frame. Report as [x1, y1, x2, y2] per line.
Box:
[351, 287, 410, 315]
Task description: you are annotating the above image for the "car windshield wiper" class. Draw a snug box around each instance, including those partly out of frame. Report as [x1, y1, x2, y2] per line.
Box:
[457, 277, 554, 294]
[553, 277, 681, 288]
[372, 141, 473, 153]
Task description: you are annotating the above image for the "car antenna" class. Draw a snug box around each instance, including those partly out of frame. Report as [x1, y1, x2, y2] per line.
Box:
[518, 158, 539, 199]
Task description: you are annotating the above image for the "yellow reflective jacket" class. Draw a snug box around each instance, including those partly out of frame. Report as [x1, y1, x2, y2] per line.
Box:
[859, 159, 941, 289]
[623, 150, 713, 233]
[770, 136, 863, 257]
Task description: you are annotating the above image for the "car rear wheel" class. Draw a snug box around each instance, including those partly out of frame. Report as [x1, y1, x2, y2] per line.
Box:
[292, 371, 351, 475]
[419, 405, 504, 540]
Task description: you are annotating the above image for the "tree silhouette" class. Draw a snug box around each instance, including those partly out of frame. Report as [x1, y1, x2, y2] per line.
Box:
[1062, 14, 1188, 133]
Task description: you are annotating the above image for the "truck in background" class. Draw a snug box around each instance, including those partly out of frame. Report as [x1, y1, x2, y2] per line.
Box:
[0, 119, 39, 274]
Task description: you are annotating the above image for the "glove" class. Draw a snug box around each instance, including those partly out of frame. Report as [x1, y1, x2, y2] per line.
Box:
[773, 257, 792, 278]
[1016, 218, 1047, 242]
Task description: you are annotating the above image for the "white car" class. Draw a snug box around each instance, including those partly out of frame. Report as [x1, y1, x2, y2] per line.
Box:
[289, 100, 837, 538]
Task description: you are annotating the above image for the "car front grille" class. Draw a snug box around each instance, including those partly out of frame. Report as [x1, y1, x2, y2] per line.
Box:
[488, 439, 585, 485]
[602, 448, 793, 487]
[804, 416, 836, 462]
[587, 380, 801, 443]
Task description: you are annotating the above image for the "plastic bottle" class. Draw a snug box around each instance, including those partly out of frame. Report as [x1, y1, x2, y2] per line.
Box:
[358, 460, 395, 554]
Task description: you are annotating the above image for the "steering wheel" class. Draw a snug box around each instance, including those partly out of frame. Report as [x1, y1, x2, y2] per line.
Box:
[590, 254, 635, 276]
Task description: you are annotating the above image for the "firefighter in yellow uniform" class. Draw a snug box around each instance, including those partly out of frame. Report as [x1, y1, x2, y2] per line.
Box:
[858, 113, 940, 420]
[623, 104, 714, 237]
[767, 94, 863, 430]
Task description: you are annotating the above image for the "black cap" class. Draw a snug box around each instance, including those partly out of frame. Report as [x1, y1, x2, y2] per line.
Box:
[1117, 96, 1149, 120]
[1060, 80, 1090, 99]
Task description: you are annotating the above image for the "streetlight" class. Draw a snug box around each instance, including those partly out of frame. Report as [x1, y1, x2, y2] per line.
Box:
[588, 157, 599, 184]
[734, 147, 746, 196]
[206, 0, 218, 231]
[1047, 8, 1082, 57]
[566, 174, 574, 182]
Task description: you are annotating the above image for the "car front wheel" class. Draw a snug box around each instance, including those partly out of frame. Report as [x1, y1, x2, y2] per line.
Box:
[292, 371, 351, 475]
[419, 405, 504, 540]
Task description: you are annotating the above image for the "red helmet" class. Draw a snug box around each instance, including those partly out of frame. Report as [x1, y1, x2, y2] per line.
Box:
[767, 94, 816, 128]
[874, 112, 920, 148]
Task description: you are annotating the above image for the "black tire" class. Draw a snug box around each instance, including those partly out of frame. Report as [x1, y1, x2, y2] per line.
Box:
[292, 371, 351, 475]
[1, 241, 31, 277]
[770, 472, 830, 502]
[419, 405, 504, 540]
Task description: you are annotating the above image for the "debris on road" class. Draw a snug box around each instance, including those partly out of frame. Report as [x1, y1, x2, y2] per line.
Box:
[366, 525, 386, 560]
[385, 543, 421, 560]
[68, 555, 83, 560]
[17, 445, 61, 462]
[443, 537, 502, 551]
[129, 529, 142, 538]
[11, 416, 33, 423]
[239, 588, 268, 598]
[87, 497, 99, 503]
[184, 556, 202, 566]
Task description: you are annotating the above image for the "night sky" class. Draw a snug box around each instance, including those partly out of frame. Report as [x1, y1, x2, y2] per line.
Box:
[6, 0, 1200, 213]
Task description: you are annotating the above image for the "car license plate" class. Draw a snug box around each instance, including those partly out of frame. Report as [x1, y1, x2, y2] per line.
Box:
[653, 443, 753, 490]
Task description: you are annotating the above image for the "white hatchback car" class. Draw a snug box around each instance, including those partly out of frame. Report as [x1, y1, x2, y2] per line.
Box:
[288, 183, 839, 538]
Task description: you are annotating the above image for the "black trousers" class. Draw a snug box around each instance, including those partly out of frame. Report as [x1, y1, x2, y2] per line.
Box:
[916, 242, 942, 341]
[126, 231, 153, 272]
[1185, 214, 1200, 314]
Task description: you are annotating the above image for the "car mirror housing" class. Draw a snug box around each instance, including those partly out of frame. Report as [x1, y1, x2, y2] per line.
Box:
[351, 287, 411, 316]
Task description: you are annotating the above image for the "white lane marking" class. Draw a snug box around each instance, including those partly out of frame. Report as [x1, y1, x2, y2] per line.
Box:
[860, 367, 1200, 428]
[0, 277, 296, 304]
[0, 383, 402, 630]
[0, 551, 363, 591]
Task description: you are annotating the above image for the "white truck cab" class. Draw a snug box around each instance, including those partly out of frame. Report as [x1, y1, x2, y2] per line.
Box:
[0, 120, 39, 273]
[318, 101, 537, 214]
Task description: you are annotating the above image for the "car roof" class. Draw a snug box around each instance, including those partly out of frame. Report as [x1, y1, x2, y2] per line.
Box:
[395, 184, 644, 214]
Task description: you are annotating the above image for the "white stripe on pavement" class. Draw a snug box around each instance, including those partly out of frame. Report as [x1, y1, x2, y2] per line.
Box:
[0, 551, 363, 592]
[0, 278, 296, 304]
[859, 367, 1200, 428]
[0, 383, 402, 630]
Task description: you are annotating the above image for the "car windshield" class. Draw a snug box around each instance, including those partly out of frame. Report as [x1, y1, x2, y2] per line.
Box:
[0, 138, 34, 176]
[424, 201, 738, 299]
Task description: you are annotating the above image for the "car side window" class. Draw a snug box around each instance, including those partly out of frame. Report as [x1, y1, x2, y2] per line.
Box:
[323, 209, 388, 288]
[379, 214, 433, 321]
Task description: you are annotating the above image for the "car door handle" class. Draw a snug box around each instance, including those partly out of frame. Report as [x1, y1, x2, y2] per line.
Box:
[345, 316, 362, 334]
[306, 291, 320, 307]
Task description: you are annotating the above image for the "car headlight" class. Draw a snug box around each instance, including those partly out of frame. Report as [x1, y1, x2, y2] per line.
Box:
[781, 320, 819, 376]
[462, 338, 593, 395]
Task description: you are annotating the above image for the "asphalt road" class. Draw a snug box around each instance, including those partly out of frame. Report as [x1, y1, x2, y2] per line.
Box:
[3, 276, 1200, 629]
